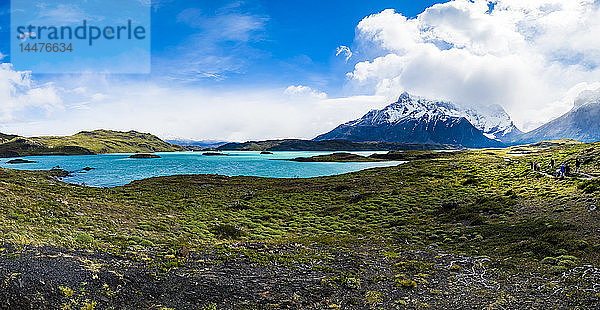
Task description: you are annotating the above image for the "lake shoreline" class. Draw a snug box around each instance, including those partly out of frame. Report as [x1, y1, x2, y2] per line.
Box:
[0, 151, 401, 187]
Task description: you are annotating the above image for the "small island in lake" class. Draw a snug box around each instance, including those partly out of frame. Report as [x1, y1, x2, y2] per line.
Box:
[202, 152, 228, 156]
[6, 159, 37, 164]
[129, 154, 161, 159]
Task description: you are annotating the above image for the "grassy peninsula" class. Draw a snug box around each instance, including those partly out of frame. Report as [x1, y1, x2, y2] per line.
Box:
[0, 130, 183, 158]
[1, 141, 600, 308]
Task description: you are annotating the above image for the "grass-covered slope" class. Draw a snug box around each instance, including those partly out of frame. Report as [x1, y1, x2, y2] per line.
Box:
[0, 138, 95, 158]
[2, 142, 600, 308]
[0, 133, 18, 143]
[31, 130, 183, 154]
[0, 130, 183, 158]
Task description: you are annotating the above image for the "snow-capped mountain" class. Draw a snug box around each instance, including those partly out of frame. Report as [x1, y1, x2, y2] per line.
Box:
[517, 88, 600, 143]
[459, 104, 522, 141]
[314, 92, 520, 147]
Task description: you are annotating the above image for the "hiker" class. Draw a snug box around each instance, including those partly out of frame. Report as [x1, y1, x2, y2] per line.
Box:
[576, 158, 581, 173]
[550, 158, 555, 170]
[560, 163, 566, 178]
[565, 163, 571, 177]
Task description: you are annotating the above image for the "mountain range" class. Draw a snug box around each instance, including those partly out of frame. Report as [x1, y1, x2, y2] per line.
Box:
[517, 89, 600, 144]
[2, 90, 600, 155]
[315, 90, 600, 147]
[314, 92, 520, 147]
[165, 139, 229, 148]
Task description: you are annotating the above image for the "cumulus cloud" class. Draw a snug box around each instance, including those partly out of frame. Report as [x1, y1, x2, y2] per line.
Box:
[348, 0, 600, 131]
[0, 64, 62, 123]
[284, 85, 327, 100]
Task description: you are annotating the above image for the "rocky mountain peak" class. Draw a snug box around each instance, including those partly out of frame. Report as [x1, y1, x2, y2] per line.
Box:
[398, 91, 411, 102]
[573, 88, 600, 110]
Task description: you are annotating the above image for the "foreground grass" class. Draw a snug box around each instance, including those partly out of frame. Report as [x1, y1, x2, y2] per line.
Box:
[1, 147, 597, 259]
[1, 142, 600, 308]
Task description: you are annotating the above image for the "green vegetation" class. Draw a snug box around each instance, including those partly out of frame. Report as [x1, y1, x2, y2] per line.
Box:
[1, 142, 599, 258]
[218, 138, 457, 151]
[285, 150, 451, 162]
[0, 132, 19, 143]
[282, 152, 383, 162]
[0, 130, 183, 158]
[2, 140, 600, 308]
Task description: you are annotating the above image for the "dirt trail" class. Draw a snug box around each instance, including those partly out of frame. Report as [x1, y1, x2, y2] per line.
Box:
[534, 170, 598, 180]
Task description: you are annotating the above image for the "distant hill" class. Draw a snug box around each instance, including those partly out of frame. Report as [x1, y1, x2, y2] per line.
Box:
[165, 139, 229, 148]
[314, 93, 513, 148]
[0, 130, 183, 158]
[0, 133, 19, 143]
[516, 89, 600, 143]
[217, 139, 458, 151]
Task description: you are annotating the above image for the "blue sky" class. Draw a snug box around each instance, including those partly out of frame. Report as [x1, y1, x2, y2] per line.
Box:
[1, 0, 599, 140]
[1, 0, 449, 94]
[152, 0, 450, 94]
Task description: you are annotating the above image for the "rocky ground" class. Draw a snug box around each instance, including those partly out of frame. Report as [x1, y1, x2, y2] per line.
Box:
[2, 242, 600, 309]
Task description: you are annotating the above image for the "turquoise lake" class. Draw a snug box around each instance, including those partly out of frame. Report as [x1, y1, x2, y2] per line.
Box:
[0, 151, 404, 187]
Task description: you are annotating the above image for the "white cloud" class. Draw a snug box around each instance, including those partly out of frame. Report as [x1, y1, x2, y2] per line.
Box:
[0, 73, 388, 141]
[163, 3, 269, 81]
[348, 0, 600, 131]
[0, 64, 62, 123]
[284, 85, 327, 100]
[336, 45, 353, 62]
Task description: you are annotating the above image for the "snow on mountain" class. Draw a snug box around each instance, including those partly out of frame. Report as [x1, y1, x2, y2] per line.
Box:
[343, 92, 520, 142]
[459, 104, 521, 141]
[314, 92, 514, 147]
[517, 88, 600, 143]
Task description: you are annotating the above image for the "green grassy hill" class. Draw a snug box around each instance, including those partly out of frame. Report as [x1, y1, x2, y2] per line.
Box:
[0, 133, 19, 143]
[0, 130, 183, 158]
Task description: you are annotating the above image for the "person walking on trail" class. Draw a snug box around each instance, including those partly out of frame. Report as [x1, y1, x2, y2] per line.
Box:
[560, 163, 566, 178]
[565, 163, 571, 177]
[550, 158, 555, 170]
[576, 158, 581, 173]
